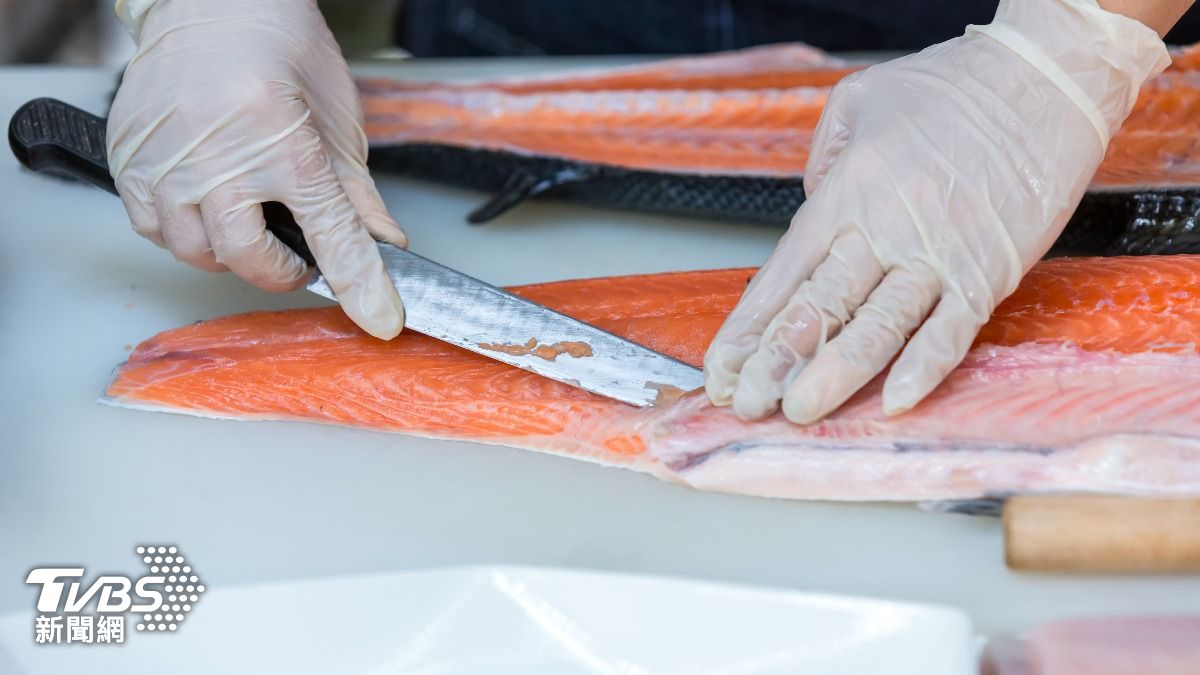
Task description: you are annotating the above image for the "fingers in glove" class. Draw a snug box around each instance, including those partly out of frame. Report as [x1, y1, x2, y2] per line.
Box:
[304, 69, 408, 249]
[882, 291, 986, 416]
[781, 264, 940, 424]
[704, 197, 839, 406]
[115, 180, 165, 248]
[200, 185, 310, 292]
[156, 199, 226, 272]
[335, 159, 408, 248]
[804, 75, 858, 196]
[284, 124, 405, 340]
[730, 231, 882, 421]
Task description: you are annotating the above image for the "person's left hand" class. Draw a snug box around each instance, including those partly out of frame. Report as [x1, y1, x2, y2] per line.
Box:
[703, 0, 1169, 424]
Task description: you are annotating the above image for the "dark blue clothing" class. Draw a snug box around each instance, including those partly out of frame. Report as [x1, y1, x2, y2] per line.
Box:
[396, 0, 1200, 56]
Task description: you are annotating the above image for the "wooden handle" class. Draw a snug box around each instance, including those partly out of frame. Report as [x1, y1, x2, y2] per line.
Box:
[1004, 494, 1200, 573]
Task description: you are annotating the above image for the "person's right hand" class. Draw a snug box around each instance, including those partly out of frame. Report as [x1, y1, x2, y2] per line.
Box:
[108, 0, 407, 339]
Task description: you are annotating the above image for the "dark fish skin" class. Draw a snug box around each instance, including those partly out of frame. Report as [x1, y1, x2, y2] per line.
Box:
[370, 144, 804, 227]
[1117, 193, 1200, 254]
[369, 144, 1200, 257]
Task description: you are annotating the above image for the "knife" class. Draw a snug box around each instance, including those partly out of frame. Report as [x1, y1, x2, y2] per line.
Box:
[931, 494, 1200, 573]
[8, 98, 703, 407]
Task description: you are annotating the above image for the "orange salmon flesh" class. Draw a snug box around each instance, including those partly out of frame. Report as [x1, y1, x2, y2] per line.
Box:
[106, 256, 1200, 501]
[359, 43, 1200, 188]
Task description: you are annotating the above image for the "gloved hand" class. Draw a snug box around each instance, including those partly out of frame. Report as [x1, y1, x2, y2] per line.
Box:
[108, 0, 407, 339]
[704, 0, 1169, 423]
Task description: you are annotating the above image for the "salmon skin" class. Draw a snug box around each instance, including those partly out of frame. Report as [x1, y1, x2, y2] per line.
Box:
[360, 44, 1200, 255]
[369, 145, 1188, 255]
[105, 255, 1200, 502]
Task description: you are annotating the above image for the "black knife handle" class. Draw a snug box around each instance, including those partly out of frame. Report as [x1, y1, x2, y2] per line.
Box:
[9, 97, 115, 193]
[8, 97, 316, 266]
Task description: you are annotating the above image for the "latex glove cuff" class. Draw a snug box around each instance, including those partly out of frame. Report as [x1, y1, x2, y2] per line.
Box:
[970, 0, 1170, 141]
[114, 0, 161, 40]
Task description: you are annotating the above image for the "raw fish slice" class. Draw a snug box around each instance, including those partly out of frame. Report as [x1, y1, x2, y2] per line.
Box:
[364, 87, 826, 177]
[357, 44, 1200, 250]
[982, 617, 1200, 675]
[106, 256, 1200, 501]
[647, 346, 1200, 500]
[361, 45, 1200, 188]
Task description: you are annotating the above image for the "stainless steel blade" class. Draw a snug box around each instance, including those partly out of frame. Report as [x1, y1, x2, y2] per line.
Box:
[306, 244, 704, 407]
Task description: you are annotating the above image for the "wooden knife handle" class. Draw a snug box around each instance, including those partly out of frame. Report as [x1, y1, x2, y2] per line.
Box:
[1004, 494, 1200, 573]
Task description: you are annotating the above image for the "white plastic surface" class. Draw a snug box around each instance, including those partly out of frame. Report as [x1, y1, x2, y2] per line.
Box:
[0, 566, 974, 674]
[0, 63, 1198, 664]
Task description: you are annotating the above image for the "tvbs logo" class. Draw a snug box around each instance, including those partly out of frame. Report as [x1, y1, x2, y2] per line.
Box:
[26, 545, 205, 645]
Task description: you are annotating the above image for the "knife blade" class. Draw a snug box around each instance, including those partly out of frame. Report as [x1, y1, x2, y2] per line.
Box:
[308, 245, 702, 406]
[9, 97, 704, 406]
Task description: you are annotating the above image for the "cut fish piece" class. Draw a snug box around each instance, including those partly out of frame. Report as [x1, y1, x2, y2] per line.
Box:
[982, 616, 1200, 675]
[359, 44, 1200, 253]
[362, 44, 1200, 188]
[105, 256, 1200, 502]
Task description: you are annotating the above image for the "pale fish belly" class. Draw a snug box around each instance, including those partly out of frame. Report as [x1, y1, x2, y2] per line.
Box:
[636, 345, 1200, 500]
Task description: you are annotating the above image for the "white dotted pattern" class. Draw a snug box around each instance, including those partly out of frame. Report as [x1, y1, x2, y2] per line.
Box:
[134, 545, 205, 634]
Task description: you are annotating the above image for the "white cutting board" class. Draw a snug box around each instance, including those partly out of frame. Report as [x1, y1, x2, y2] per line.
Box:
[0, 61, 1197, 647]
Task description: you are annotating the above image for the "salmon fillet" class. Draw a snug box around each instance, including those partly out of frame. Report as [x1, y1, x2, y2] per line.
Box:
[106, 256, 1200, 501]
[360, 43, 1200, 188]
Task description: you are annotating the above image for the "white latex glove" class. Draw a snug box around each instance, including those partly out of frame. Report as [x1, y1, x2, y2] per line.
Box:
[705, 0, 1169, 423]
[108, 0, 407, 339]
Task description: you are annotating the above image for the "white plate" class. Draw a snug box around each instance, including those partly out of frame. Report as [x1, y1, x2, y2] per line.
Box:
[0, 566, 973, 674]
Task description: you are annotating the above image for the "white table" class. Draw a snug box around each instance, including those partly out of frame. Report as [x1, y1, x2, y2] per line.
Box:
[1, 61, 1197, 648]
